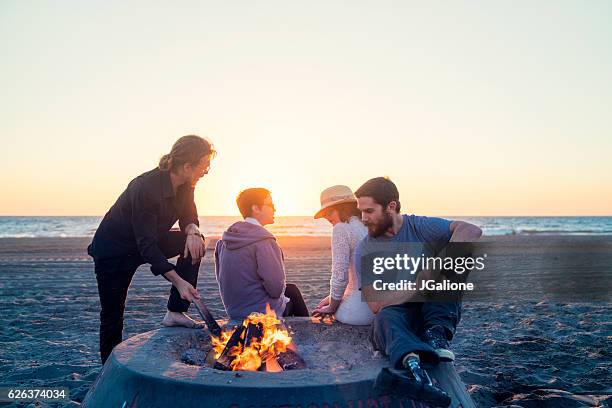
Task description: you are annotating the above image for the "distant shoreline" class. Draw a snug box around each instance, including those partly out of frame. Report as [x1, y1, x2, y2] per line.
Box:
[1, 234, 611, 254]
[1, 215, 611, 217]
[1, 215, 612, 238]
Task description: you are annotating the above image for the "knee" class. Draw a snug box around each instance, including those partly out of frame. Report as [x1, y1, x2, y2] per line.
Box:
[176, 253, 201, 272]
[284, 283, 299, 296]
[186, 257, 202, 271]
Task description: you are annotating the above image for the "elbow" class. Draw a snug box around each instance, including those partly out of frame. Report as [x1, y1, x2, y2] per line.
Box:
[266, 283, 284, 299]
[454, 221, 483, 241]
[470, 224, 483, 240]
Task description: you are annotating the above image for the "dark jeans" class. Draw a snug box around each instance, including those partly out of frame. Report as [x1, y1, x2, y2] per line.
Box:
[94, 231, 200, 364]
[282, 283, 309, 317]
[370, 301, 461, 368]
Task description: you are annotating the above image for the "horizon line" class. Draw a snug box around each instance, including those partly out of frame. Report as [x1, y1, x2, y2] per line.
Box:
[1, 214, 611, 218]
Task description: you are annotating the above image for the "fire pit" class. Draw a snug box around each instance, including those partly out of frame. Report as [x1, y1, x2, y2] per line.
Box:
[83, 317, 474, 408]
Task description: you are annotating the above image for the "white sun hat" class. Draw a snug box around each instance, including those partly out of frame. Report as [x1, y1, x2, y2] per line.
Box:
[314, 185, 357, 219]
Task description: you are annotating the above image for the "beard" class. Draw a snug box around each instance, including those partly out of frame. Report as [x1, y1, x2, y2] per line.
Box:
[365, 210, 394, 238]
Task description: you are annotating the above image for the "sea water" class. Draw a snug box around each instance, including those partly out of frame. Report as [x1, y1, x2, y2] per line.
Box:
[0, 216, 611, 238]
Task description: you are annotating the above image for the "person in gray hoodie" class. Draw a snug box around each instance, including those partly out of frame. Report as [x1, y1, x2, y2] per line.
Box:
[214, 188, 309, 320]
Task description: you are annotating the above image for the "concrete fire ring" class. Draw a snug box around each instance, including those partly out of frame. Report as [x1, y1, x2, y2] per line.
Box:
[83, 317, 474, 408]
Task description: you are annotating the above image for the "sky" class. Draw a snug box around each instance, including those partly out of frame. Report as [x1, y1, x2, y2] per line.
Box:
[1, 1, 611, 216]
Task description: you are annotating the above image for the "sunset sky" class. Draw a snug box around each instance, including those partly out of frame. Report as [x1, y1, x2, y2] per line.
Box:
[1, 1, 611, 216]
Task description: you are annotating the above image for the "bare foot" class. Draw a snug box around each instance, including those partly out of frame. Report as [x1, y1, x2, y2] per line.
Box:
[161, 311, 204, 328]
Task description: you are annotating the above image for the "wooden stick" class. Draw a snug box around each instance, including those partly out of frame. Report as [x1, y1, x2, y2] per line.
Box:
[193, 298, 222, 337]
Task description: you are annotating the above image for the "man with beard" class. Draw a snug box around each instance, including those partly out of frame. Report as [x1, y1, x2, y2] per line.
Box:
[354, 177, 482, 406]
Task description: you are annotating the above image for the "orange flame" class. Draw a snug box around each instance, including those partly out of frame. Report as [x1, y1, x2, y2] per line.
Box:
[211, 328, 235, 359]
[210, 304, 293, 371]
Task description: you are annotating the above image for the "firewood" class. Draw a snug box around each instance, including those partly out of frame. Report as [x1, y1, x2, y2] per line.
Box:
[213, 325, 245, 371]
[276, 348, 306, 370]
[244, 322, 264, 347]
[262, 355, 283, 372]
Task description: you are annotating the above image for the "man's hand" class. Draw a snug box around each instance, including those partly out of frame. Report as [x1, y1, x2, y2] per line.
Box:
[184, 224, 205, 264]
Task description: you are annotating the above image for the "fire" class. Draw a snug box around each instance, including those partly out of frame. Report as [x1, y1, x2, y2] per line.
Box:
[211, 304, 293, 371]
[211, 329, 234, 358]
[231, 346, 262, 371]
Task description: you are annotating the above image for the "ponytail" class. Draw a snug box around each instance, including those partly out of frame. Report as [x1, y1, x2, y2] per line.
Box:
[158, 154, 173, 171]
[158, 135, 215, 171]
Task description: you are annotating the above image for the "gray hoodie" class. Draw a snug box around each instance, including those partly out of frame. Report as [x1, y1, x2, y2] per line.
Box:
[214, 221, 288, 319]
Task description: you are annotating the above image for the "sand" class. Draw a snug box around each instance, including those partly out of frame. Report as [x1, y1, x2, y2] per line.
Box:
[0, 235, 610, 407]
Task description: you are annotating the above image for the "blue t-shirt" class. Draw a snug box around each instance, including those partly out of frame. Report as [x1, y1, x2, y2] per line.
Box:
[354, 214, 453, 287]
[367, 214, 452, 244]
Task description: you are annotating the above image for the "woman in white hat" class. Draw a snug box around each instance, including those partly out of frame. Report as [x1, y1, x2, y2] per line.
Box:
[312, 185, 375, 325]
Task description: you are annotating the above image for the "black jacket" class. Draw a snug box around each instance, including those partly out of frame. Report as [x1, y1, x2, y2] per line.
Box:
[88, 168, 199, 275]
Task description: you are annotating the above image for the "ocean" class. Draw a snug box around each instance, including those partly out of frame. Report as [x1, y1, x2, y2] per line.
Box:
[0, 216, 611, 238]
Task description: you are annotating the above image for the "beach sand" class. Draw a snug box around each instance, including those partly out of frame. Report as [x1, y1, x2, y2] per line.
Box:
[0, 236, 610, 407]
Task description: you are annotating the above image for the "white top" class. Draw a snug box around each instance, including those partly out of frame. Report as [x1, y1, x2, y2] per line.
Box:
[245, 217, 262, 226]
[329, 216, 368, 300]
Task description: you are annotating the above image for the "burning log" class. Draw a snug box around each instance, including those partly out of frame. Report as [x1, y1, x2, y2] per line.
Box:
[232, 322, 265, 371]
[262, 355, 283, 372]
[276, 348, 307, 370]
[244, 322, 264, 348]
[213, 325, 245, 371]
